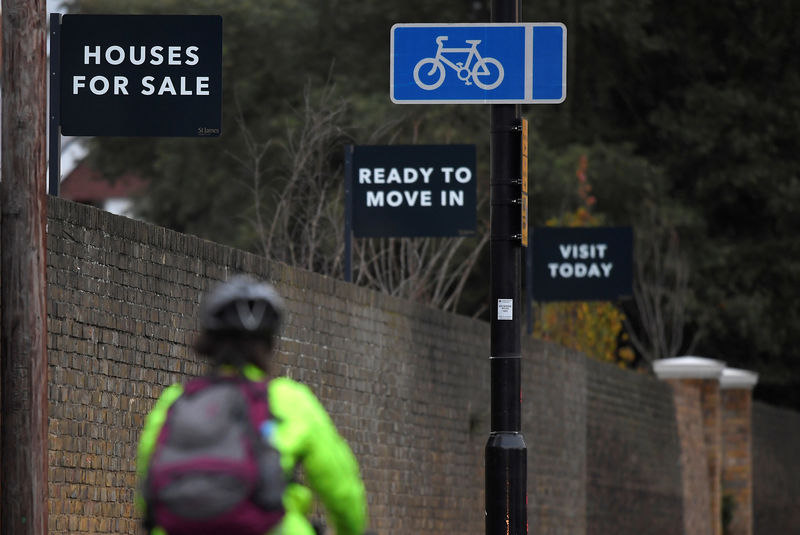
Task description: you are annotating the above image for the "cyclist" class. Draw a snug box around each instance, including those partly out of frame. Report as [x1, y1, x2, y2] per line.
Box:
[135, 274, 368, 535]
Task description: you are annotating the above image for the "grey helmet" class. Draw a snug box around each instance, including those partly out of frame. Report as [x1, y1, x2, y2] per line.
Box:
[199, 275, 284, 338]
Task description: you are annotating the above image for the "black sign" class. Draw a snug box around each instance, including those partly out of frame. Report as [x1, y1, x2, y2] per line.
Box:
[532, 226, 633, 301]
[350, 145, 476, 237]
[58, 15, 222, 137]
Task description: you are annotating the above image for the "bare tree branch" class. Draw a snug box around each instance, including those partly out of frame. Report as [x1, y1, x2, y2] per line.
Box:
[624, 200, 695, 362]
[232, 76, 489, 316]
[227, 93, 274, 256]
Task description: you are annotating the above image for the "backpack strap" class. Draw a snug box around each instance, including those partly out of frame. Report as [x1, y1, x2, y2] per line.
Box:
[237, 379, 273, 433]
[234, 378, 286, 511]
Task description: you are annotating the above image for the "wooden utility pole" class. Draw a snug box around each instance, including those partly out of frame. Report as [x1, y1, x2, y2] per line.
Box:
[1, 1, 50, 534]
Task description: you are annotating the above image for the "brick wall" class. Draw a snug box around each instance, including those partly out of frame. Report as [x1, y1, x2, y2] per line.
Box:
[45, 198, 491, 535]
[752, 402, 800, 534]
[524, 338, 587, 535]
[662, 378, 715, 535]
[585, 360, 683, 535]
[700, 379, 723, 535]
[722, 388, 753, 535]
[38, 197, 800, 535]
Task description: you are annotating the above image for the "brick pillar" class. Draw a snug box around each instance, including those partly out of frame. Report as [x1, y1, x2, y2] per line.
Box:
[654, 356, 726, 535]
[720, 368, 758, 535]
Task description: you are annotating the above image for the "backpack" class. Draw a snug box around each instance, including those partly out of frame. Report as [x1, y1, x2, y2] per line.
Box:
[145, 377, 286, 535]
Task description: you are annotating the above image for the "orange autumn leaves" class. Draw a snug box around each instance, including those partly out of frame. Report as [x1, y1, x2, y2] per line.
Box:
[532, 155, 636, 367]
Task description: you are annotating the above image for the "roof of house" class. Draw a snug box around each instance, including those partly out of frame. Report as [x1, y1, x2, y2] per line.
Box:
[60, 161, 148, 203]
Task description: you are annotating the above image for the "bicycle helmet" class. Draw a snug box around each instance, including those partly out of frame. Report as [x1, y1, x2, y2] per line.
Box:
[199, 275, 284, 338]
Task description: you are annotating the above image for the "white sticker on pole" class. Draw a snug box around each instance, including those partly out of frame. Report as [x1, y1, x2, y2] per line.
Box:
[497, 299, 513, 320]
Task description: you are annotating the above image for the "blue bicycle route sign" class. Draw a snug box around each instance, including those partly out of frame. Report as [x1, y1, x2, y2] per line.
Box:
[391, 23, 566, 104]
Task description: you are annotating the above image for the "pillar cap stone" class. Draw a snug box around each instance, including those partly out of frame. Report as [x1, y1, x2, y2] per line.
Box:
[652, 356, 726, 380]
[720, 367, 759, 390]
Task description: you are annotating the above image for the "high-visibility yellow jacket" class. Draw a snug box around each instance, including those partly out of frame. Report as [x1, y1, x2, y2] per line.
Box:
[136, 364, 368, 535]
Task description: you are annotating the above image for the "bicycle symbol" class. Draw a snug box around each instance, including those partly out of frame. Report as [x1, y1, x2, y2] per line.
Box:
[413, 36, 505, 91]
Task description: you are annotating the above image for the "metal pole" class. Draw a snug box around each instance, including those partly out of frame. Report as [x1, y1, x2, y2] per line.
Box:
[1, 1, 50, 534]
[48, 13, 62, 196]
[344, 145, 354, 283]
[486, 0, 527, 533]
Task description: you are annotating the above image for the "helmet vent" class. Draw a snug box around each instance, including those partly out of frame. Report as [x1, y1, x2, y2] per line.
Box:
[236, 299, 269, 331]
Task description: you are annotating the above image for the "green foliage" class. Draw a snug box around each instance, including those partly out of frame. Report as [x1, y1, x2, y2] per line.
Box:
[64, 0, 800, 408]
[532, 0, 800, 407]
[533, 155, 631, 367]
